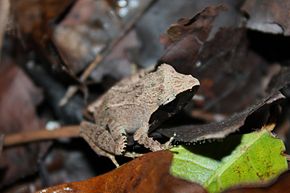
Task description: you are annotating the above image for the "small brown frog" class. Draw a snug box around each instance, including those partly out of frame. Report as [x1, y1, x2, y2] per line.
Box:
[80, 64, 199, 166]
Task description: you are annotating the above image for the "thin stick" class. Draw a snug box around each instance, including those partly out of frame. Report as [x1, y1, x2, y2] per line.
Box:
[3, 125, 80, 147]
[0, 0, 10, 60]
[80, 55, 102, 81]
[59, 55, 102, 106]
[59, 0, 155, 106]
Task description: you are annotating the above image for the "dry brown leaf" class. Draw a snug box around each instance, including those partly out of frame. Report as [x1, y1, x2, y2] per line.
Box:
[159, 5, 226, 74]
[10, 0, 73, 72]
[37, 151, 207, 193]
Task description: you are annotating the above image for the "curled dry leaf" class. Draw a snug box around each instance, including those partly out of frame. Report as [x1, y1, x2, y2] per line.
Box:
[159, 5, 227, 74]
[159, 93, 285, 142]
[159, 6, 269, 115]
[160, 65, 290, 143]
[37, 151, 207, 193]
[157, 4, 290, 143]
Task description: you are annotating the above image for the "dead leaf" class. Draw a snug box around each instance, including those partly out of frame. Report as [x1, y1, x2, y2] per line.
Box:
[157, 7, 290, 142]
[190, 28, 268, 114]
[159, 94, 285, 142]
[159, 5, 227, 74]
[53, 0, 150, 79]
[0, 63, 44, 187]
[10, 0, 74, 72]
[37, 151, 207, 193]
[159, 8, 269, 115]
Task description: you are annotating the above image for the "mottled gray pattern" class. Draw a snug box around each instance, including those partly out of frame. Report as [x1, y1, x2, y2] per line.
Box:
[80, 64, 199, 166]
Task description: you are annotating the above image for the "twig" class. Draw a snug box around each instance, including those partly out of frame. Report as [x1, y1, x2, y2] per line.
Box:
[59, 55, 102, 106]
[3, 125, 80, 147]
[0, 0, 10, 61]
[59, 0, 156, 106]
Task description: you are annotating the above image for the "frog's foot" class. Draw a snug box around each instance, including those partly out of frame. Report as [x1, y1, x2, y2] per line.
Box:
[107, 154, 120, 167]
[134, 125, 175, 152]
[161, 135, 175, 149]
[115, 134, 127, 155]
[134, 127, 162, 152]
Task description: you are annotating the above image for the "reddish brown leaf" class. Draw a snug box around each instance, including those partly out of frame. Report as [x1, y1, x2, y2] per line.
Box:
[37, 151, 207, 193]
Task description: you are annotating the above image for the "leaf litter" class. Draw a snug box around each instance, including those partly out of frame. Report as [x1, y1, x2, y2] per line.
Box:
[1, 1, 290, 193]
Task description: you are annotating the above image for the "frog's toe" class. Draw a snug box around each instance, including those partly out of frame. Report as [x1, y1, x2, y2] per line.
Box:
[162, 135, 175, 149]
[115, 135, 127, 155]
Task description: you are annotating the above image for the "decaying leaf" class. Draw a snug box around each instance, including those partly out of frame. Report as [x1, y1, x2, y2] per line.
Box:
[37, 151, 207, 193]
[157, 7, 290, 142]
[0, 64, 45, 187]
[159, 94, 285, 142]
[3, 2, 290, 192]
[10, 0, 73, 71]
[170, 125, 288, 193]
[53, 0, 150, 76]
[159, 5, 227, 74]
[159, 9, 270, 115]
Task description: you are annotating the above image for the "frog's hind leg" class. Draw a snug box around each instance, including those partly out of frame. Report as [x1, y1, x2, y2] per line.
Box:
[80, 121, 120, 167]
[83, 136, 119, 167]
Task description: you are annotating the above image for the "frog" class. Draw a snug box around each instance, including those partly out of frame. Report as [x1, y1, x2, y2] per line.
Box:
[80, 64, 200, 166]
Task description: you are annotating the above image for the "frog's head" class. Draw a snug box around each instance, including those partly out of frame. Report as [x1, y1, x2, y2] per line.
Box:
[157, 64, 200, 106]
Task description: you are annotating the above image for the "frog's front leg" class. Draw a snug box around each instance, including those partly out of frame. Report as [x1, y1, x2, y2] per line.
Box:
[133, 123, 173, 151]
[80, 121, 120, 167]
[108, 120, 128, 155]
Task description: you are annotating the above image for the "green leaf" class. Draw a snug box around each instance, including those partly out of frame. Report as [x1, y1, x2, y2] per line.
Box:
[170, 128, 287, 193]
